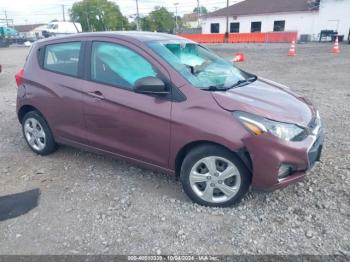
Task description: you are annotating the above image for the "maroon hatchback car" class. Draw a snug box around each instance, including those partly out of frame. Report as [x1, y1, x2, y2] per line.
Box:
[15, 32, 323, 207]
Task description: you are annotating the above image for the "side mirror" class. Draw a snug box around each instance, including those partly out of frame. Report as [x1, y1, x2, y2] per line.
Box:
[134, 76, 168, 95]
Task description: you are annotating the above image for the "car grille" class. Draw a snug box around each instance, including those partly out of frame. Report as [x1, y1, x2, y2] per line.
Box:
[307, 112, 323, 167]
[308, 134, 324, 168]
[308, 117, 318, 130]
[308, 114, 322, 136]
[292, 113, 321, 142]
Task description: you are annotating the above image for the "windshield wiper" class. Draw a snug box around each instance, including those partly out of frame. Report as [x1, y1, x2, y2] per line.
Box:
[203, 86, 230, 92]
[230, 76, 257, 88]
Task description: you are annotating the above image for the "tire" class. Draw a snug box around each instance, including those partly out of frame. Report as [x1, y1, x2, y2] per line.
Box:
[22, 110, 57, 155]
[180, 144, 251, 207]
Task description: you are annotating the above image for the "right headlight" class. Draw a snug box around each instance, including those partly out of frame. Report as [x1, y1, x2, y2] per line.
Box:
[233, 111, 307, 141]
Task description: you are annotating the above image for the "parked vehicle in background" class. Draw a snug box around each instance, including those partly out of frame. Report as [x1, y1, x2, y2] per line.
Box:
[0, 26, 19, 47]
[0, 26, 18, 38]
[15, 32, 324, 207]
[42, 21, 82, 38]
[319, 30, 338, 42]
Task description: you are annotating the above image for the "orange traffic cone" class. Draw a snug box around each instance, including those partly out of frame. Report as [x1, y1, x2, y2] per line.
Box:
[232, 53, 245, 62]
[288, 40, 296, 57]
[332, 36, 340, 54]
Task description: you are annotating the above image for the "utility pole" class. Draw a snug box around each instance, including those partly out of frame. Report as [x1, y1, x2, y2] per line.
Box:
[62, 5, 66, 22]
[4, 10, 8, 27]
[197, 0, 200, 28]
[174, 3, 179, 34]
[135, 0, 141, 31]
[225, 0, 229, 43]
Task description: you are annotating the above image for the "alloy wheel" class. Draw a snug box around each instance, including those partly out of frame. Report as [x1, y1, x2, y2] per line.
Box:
[24, 117, 46, 151]
[189, 156, 241, 204]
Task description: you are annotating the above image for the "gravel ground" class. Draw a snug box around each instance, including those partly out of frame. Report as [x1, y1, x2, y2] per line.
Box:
[0, 43, 349, 255]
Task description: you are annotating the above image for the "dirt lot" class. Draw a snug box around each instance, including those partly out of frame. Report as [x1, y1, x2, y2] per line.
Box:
[0, 43, 349, 255]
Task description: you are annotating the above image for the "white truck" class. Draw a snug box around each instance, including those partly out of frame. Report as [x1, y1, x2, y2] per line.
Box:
[42, 21, 82, 38]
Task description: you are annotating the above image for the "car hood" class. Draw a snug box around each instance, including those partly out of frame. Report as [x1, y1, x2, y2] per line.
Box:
[212, 77, 315, 126]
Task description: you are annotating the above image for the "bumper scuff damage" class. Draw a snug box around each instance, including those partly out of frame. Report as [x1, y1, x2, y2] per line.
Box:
[242, 115, 324, 191]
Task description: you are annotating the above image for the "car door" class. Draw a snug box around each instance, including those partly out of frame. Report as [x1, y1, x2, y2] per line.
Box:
[81, 39, 172, 168]
[34, 40, 88, 145]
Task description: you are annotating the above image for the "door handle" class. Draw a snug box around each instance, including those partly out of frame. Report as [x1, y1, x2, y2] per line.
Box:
[87, 91, 105, 100]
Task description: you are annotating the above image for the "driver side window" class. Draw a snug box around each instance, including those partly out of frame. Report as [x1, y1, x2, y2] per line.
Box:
[91, 41, 157, 89]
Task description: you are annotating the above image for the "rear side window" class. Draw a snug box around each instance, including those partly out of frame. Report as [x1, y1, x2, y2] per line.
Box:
[91, 41, 157, 89]
[44, 42, 81, 77]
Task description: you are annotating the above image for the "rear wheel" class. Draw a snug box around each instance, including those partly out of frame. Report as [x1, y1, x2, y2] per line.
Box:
[180, 145, 251, 207]
[22, 111, 57, 155]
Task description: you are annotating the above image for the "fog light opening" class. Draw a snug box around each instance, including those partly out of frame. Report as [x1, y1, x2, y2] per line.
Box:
[278, 164, 295, 179]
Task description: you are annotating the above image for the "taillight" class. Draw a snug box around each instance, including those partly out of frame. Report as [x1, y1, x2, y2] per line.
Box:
[15, 68, 24, 87]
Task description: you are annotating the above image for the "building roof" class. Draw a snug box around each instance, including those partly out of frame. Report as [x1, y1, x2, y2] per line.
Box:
[14, 24, 45, 32]
[207, 0, 320, 17]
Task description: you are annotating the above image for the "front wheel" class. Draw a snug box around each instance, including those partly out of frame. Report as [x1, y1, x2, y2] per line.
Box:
[180, 145, 251, 207]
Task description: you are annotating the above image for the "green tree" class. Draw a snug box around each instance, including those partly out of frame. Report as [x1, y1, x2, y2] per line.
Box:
[140, 16, 155, 32]
[193, 6, 208, 14]
[128, 21, 137, 31]
[70, 0, 129, 31]
[141, 7, 175, 33]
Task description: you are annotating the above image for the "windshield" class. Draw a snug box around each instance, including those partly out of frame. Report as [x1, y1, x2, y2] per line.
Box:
[47, 23, 58, 29]
[147, 41, 254, 90]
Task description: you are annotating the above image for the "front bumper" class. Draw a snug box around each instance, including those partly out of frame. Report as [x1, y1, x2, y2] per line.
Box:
[243, 126, 324, 191]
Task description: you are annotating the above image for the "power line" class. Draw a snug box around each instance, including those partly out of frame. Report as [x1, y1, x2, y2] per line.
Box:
[1, 0, 240, 25]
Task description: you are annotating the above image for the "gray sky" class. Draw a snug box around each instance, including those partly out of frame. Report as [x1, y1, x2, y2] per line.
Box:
[0, 0, 241, 25]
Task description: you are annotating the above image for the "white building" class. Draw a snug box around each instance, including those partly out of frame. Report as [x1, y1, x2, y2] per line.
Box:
[202, 0, 350, 41]
[14, 24, 46, 39]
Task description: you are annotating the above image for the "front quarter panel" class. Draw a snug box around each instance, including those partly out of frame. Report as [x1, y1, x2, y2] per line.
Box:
[169, 85, 249, 170]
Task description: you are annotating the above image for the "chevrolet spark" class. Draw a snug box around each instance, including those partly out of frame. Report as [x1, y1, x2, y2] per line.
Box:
[15, 32, 323, 207]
